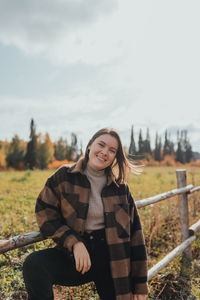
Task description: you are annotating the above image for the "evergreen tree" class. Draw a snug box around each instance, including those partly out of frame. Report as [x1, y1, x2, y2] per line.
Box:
[185, 143, 193, 162]
[163, 130, 174, 156]
[176, 140, 184, 163]
[168, 132, 173, 154]
[154, 132, 162, 161]
[175, 130, 185, 163]
[182, 130, 193, 162]
[138, 129, 145, 154]
[54, 137, 69, 161]
[37, 133, 54, 169]
[25, 119, 37, 169]
[163, 130, 169, 156]
[6, 135, 25, 168]
[158, 137, 162, 161]
[67, 133, 78, 161]
[143, 128, 151, 154]
[128, 125, 136, 157]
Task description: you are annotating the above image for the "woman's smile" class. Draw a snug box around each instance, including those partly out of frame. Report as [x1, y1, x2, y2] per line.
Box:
[96, 155, 106, 162]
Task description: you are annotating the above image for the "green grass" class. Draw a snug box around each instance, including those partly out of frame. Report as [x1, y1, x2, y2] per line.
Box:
[0, 166, 200, 299]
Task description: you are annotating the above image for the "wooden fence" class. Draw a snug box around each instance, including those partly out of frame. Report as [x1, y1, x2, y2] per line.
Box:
[0, 169, 200, 282]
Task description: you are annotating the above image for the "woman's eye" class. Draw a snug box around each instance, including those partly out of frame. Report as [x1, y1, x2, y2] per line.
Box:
[98, 143, 104, 147]
[110, 149, 115, 154]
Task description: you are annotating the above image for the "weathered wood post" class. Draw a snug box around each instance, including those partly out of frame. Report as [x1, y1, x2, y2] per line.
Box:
[176, 169, 192, 260]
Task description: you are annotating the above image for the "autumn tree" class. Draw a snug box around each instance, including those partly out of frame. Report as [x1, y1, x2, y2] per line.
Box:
[128, 125, 136, 157]
[0, 151, 6, 169]
[0, 140, 4, 168]
[37, 133, 54, 169]
[6, 135, 25, 168]
[25, 119, 37, 169]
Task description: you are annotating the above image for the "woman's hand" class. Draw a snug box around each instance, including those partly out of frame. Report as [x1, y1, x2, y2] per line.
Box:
[73, 242, 91, 275]
[132, 294, 146, 300]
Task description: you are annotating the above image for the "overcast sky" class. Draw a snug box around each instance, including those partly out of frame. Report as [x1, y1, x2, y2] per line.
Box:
[0, 0, 200, 152]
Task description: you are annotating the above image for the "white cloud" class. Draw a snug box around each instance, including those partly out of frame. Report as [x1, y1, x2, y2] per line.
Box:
[0, 0, 200, 152]
[0, 0, 118, 64]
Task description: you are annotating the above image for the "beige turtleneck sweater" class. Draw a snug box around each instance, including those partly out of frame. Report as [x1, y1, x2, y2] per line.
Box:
[83, 164, 107, 232]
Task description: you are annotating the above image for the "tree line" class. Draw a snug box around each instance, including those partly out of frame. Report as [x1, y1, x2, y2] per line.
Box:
[0, 120, 196, 170]
[0, 119, 82, 170]
[128, 125, 193, 164]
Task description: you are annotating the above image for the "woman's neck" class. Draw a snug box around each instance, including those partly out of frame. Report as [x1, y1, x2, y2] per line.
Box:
[86, 163, 105, 177]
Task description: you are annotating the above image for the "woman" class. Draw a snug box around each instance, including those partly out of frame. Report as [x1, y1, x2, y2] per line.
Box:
[23, 128, 148, 300]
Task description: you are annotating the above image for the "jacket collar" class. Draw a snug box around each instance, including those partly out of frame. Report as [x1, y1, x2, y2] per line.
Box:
[67, 157, 118, 187]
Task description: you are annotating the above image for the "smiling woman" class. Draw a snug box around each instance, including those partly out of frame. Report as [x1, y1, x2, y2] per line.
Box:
[22, 128, 148, 300]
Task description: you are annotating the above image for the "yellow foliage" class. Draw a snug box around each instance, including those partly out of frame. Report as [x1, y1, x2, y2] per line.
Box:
[0, 150, 6, 169]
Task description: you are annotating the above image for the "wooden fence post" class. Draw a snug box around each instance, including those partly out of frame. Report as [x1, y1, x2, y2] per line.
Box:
[176, 169, 192, 260]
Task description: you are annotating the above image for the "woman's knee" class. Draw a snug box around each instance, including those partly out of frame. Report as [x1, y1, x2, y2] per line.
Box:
[23, 251, 55, 299]
[23, 251, 43, 275]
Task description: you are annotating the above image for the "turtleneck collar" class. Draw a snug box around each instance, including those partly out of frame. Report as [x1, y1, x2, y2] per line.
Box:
[68, 157, 119, 186]
[85, 163, 105, 177]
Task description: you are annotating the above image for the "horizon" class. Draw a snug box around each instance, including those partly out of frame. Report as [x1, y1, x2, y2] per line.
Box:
[1, 120, 198, 155]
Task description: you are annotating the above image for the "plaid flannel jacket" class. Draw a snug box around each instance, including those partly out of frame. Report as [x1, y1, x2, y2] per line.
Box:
[35, 158, 148, 299]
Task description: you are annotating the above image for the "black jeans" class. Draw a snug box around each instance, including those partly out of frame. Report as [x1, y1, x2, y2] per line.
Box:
[23, 229, 115, 300]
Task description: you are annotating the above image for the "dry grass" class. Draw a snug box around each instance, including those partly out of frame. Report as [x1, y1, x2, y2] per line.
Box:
[0, 166, 200, 299]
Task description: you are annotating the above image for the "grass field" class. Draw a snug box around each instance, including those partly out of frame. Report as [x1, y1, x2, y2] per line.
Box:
[0, 166, 200, 299]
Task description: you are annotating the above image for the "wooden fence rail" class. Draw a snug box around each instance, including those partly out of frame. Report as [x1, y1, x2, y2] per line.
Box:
[0, 169, 200, 282]
[148, 235, 196, 281]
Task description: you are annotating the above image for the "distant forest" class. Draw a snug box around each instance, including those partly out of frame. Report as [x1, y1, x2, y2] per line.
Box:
[128, 125, 199, 165]
[0, 120, 199, 170]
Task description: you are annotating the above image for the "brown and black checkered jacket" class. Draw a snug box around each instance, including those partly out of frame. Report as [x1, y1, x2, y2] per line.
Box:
[35, 158, 148, 299]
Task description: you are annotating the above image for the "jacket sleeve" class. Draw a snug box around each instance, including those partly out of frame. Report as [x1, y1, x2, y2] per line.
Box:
[35, 168, 82, 252]
[127, 185, 149, 295]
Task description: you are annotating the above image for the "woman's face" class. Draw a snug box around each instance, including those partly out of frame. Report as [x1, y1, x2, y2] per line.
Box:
[88, 134, 118, 170]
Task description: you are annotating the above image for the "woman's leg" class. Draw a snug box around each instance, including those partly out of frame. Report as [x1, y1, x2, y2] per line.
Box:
[23, 247, 93, 300]
[84, 231, 116, 300]
[23, 231, 116, 300]
[91, 243, 115, 300]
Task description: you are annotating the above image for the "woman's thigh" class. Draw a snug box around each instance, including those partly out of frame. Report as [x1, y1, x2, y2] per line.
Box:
[23, 247, 93, 287]
[82, 234, 115, 300]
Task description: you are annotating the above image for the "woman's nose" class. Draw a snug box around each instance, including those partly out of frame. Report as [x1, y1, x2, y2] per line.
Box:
[101, 148, 108, 156]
